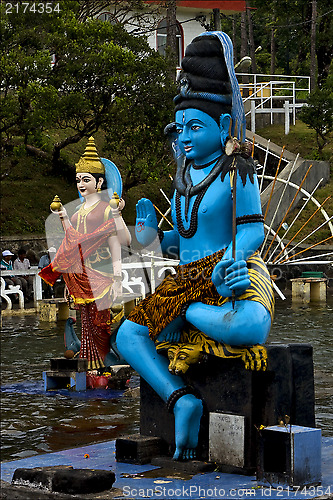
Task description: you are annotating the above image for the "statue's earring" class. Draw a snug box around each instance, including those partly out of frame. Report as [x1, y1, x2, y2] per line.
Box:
[97, 188, 101, 193]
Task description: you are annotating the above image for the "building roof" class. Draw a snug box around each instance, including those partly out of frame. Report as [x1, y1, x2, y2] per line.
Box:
[145, 1, 246, 13]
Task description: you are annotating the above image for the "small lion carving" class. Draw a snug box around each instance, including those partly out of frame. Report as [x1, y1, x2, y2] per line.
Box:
[167, 343, 204, 375]
[156, 328, 268, 374]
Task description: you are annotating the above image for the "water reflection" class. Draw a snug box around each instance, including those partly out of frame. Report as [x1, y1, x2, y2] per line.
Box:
[269, 297, 333, 437]
[1, 296, 332, 462]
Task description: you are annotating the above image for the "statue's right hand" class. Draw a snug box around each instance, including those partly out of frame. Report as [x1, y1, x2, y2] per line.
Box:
[135, 198, 158, 246]
[212, 258, 250, 297]
[57, 207, 68, 219]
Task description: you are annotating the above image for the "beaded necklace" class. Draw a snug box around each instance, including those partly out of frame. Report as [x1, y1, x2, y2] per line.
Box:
[175, 155, 226, 239]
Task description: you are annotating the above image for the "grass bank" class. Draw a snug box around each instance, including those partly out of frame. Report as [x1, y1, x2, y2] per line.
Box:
[1, 120, 332, 248]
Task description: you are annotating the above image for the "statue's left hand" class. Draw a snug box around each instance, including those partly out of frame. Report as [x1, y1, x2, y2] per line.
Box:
[118, 198, 125, 211]
[212, 258, 250, 298]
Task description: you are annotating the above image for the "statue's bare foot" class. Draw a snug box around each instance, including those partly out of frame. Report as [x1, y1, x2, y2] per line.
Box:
[173, 394, 203, 461]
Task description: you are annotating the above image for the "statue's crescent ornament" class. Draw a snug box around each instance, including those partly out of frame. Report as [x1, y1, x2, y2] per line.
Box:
[101, 158, 123, 200]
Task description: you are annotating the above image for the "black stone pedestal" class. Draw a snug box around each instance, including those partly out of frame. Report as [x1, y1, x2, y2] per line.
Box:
[142, 343, 315, 470]
[116, 343, 315, 473]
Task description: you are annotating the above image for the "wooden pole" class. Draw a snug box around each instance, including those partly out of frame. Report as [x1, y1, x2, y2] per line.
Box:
[153, 204, 174, 228]
[231, 158, 237, 309]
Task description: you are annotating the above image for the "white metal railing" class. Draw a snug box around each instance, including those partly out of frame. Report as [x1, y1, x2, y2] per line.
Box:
[236, 72, 310, 96]
[0, 258, 179, 312]
[236, 73, 310, 135]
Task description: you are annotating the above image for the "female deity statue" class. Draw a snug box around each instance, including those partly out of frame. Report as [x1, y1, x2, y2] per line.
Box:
[116, 33, 274, 460]
[39, 137, 131, 371]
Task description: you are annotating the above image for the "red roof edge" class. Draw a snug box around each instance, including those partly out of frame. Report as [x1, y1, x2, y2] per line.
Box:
[145, 1, 246, 12]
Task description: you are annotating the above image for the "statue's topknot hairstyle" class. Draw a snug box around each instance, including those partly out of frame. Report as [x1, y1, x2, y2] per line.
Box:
[174, 35, 233, 124]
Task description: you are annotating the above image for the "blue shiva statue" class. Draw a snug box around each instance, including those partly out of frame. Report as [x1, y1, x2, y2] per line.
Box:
[116, 32, 274, 461]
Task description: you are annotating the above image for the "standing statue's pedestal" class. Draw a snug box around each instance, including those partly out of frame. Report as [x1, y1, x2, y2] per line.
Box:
[116, 343, 316, 474]
[43, 357, 88, 391]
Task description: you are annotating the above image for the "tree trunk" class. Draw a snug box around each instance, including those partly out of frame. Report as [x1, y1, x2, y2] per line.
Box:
[51, 128, 96, 171]
[310, 0, 317, 91]
[316, 9, 333, 87]
[166, 0, 177, 59]
[232, 15, 238, 64]
[213, 8, 221, 31]
[270, 26, 276, 75]
[240, 11, 247, 59]
[246, 2, 257, 74]
[25, 144, 49, 160]
[240, 10, 249, 97]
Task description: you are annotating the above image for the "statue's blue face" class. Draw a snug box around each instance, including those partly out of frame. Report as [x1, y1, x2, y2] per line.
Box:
[175, 109, 223, 165]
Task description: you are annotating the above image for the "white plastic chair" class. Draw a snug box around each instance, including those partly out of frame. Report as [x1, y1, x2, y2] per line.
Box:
[0, 277, 24, 310]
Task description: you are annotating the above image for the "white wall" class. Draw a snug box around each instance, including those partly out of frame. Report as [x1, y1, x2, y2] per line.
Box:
[146, 7, 211, 64]
[97, 5, 214, 64]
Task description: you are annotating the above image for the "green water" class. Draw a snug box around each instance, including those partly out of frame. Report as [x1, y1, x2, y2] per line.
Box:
[1, 296, 332, 462]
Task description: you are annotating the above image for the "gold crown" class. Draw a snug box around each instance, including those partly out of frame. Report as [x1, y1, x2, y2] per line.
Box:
[75, 137, 105, 175]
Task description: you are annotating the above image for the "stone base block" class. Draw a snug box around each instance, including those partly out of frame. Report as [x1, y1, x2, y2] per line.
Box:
[290, 278, 327, 303]
[12, 466, 115, 494]
[38, 299, 70, 321]
[115, 434, 166, 464]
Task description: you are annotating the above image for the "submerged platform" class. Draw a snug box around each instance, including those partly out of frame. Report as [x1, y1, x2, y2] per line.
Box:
[1, 437, 332, 499]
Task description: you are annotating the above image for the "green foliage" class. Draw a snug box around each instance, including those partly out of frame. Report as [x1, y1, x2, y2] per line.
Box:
[255, 52, 271, 74]
[219, 0, 332, 83]
[299, 87, 333, 153]
[1, 0, 332, 238]
[104, 46, 176, 191]
[0, 1, 176, 190]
